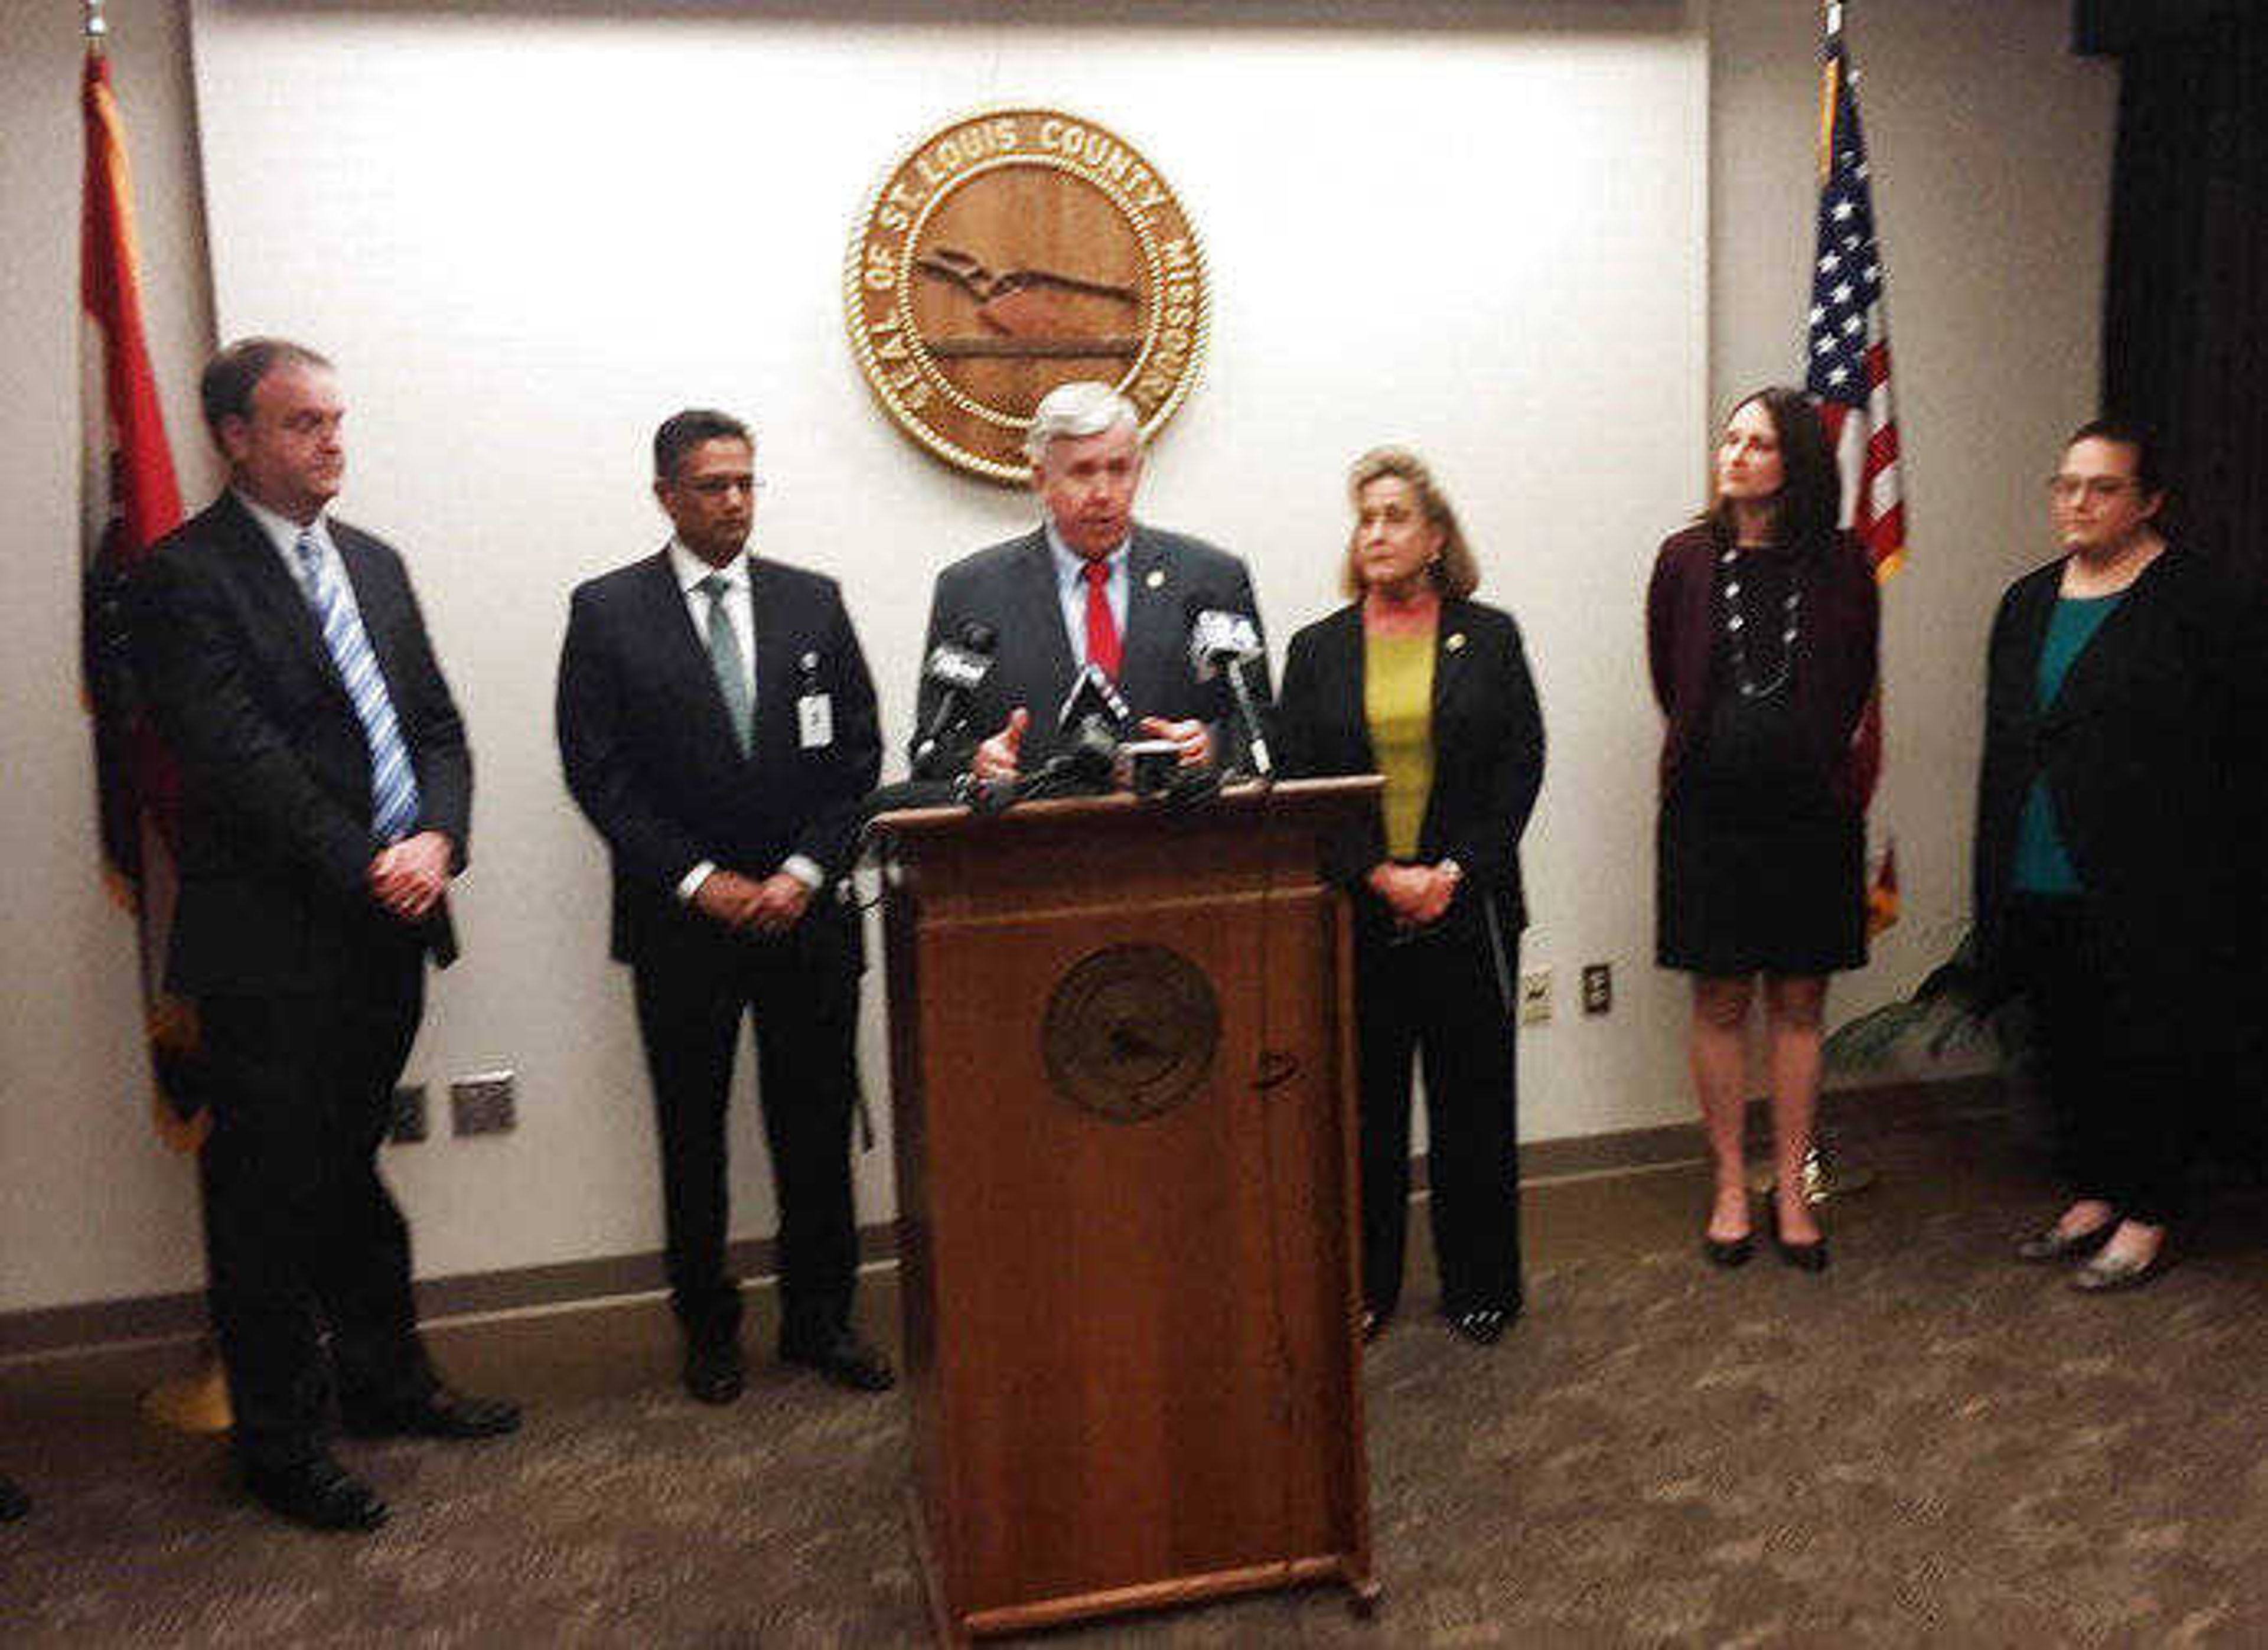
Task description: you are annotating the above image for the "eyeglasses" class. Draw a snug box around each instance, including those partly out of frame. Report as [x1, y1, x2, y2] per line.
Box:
[2046, 474, 2140, 503]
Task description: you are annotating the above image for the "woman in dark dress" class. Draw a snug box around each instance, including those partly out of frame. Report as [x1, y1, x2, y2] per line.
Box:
[1276, 448, 1545, 1345]
[1975, 420, 2266, 1290]
[1648, 388, 1879, 1271]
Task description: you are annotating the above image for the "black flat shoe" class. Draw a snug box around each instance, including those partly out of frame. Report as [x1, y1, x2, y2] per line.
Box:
[1360, 1307, 1390, 1344]
[1702, 1232, 1754, 1269]
[242, 1455, 389, 1533]
[2015, 1219, 2116, 1264]
[0, 1473, 27, 1522]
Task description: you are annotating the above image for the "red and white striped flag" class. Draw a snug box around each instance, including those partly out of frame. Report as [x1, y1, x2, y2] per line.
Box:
[1804, 3, 1902, 928]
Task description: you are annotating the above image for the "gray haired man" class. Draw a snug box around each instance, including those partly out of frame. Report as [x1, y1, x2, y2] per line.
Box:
[914, 380, 1267, 782]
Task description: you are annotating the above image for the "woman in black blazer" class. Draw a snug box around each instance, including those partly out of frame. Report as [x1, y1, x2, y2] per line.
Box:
[1974, 419, 2266, 1290]
[1275, 448, 1545, 1345]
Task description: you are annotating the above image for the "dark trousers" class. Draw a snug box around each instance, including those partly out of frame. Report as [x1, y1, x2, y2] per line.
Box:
[2004, 895, 2195, 1224]
[630, 934, 861, 1350]
[1355, 902, 1523, 1318]
[198, 949, 431, 1470]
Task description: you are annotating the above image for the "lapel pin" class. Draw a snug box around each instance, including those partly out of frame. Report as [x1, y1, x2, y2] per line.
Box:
[1145, 569, 1165, 591]
[1446, 632, 1466, 652]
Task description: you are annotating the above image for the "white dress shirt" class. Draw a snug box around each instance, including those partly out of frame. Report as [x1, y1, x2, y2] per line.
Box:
[666, 539, 822, 902]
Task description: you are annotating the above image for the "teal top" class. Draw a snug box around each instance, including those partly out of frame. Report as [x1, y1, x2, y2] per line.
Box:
[2011, 592, 2122, 894]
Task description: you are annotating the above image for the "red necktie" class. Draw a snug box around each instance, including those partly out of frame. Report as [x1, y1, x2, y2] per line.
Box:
[1081, 559, 1122, 679]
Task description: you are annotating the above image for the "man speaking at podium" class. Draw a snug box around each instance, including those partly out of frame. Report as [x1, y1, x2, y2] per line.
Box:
[914, 381, 1267, 786]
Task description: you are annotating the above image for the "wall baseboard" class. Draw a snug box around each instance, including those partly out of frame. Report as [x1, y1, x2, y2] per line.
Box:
[0, 1075, 2004, 1362]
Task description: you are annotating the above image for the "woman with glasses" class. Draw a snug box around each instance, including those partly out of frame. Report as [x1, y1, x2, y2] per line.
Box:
[1974, 419, 2264, 1290]
[1275, 448, 1545, 1345]
[1648, 388, 1879, 1272]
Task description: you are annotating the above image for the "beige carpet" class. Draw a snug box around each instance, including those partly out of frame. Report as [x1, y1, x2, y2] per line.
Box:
[6, 1106, 2267, 1646]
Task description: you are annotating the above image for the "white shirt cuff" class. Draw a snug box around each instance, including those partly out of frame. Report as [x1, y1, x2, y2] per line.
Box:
[677, 860, 718, 903]
[781, 855, 825, 892]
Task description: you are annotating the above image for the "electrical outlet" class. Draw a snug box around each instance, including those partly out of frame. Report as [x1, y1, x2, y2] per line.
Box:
[1581, 963, 1612, 1016]
[1518, 967, 1553, 1026]
[388, 1084, 428, 1145]
[451, 1071, 516, 1137]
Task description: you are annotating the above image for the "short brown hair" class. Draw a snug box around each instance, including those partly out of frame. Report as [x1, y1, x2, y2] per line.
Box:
[199, 337, 333, 442]
[1342, 446, 1480, 599]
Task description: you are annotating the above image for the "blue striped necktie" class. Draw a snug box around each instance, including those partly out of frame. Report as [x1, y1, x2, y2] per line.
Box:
[296, 527, 422, 843]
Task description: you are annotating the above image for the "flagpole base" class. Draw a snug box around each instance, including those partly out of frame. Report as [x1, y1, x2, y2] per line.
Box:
[141, 1352, 232, 1435]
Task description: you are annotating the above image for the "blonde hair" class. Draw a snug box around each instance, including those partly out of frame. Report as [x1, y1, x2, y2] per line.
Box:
[1342, 446, 1480, 599]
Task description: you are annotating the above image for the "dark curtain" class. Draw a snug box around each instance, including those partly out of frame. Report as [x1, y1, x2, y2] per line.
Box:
[2086, 1, 2267, 582]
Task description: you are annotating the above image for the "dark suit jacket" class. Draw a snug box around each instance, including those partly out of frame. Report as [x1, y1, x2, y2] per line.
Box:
[130, 492, 471, 996]
[1647, 523, 1879, 808]
[556, 549, 881, 971]
[914, 523, 1267, 770]
[1273, 597, 1546, 944]
[1973, 545, 2267, 1046]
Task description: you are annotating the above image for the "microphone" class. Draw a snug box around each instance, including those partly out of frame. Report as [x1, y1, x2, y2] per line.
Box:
[1055, 661, 1134, 742]
[1184, 597, 1273, 778]
[910, 621, 998, 778]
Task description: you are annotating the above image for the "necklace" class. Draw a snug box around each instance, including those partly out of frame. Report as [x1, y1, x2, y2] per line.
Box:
[1719, 544, 1800, 700]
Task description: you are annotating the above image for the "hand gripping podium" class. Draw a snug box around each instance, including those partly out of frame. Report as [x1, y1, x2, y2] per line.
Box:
[871, 778, 1381, 1643]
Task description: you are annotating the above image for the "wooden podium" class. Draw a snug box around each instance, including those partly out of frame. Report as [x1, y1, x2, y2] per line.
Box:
[872, 778, 1381, 1644]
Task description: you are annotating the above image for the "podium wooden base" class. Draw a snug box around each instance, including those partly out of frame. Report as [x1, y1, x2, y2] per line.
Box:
[910, 1490, 1380, 1645]
[875, 781, 1381, 1645]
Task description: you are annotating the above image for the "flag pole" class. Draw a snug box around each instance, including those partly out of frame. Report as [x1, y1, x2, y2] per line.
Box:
[82, 0, 237, 1435]
[1756, 0, 1883, 1209]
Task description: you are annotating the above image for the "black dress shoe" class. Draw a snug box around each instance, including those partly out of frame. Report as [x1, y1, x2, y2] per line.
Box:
[1360, 1307, 1391, 1344]
[682, 1339, 746, 1406]
[242, 1455, 389, 1532]
[342, 1385, 522, 1441]
[780, 1329, 895, 1393]
[0, 1472, 28, 1522]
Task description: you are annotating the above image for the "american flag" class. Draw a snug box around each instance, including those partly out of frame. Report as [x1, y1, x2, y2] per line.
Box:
[1806, 6, 1905, 581]
[1806, 4, 1900, 922]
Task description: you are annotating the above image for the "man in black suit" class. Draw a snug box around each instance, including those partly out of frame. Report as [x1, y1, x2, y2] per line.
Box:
[131, 338, 518, 1534]
[557, 410, 891, 1401]
[917, 381, 1266, 783]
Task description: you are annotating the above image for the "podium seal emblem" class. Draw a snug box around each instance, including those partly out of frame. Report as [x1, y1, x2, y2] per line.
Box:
[845, 106, 1210, 483]
[1041, 944, 1220, 1123]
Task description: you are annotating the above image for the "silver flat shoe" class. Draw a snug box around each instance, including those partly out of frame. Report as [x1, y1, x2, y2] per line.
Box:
[2071, 1247, 2172, 1293]
[2015, 1219, 2116, 1264]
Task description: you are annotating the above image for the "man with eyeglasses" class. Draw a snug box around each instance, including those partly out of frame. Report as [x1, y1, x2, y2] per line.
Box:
[556, 410, 891, 1400]
[1973, 418, 2267, 1293]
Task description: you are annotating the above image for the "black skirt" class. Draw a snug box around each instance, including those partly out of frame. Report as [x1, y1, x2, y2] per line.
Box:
[1656, 785, 1867, 977]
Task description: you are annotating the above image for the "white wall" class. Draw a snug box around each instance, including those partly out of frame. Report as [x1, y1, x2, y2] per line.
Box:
[0, 0, 2116, 1318]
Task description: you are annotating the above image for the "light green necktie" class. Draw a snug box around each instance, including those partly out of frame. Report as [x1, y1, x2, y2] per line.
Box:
[696, 572, 752, 756]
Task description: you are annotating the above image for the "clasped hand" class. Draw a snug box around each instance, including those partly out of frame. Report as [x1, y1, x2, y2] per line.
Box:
[1367, 861, 1459, 931]
[367, 831, 452, 922]
[692, 869, 813, 935]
